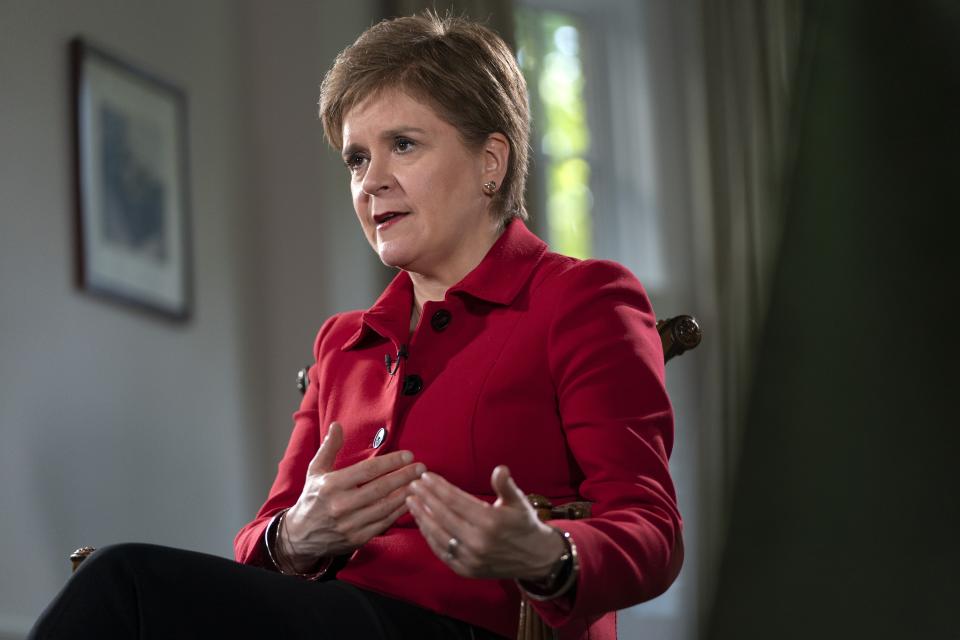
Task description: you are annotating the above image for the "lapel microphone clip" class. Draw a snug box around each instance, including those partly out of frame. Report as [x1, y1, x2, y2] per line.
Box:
[385, 344, 408, 376]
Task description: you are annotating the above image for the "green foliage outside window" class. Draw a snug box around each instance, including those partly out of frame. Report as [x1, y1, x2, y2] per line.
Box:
[516, 8, 592, 259]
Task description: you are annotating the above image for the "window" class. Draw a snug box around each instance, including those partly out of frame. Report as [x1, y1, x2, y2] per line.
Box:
[515, 2, 667, 291]
[516, 8, 592, 259]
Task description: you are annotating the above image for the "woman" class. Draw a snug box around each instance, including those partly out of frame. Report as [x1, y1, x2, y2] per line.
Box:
[30, 12, 681, 640]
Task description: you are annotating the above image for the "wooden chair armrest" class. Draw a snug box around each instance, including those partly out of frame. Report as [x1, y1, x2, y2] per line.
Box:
[526, 494, 591, 522]
[518, 495, 591, 640]
[657, 315, 702, 363]
[70, 546, 96, 573]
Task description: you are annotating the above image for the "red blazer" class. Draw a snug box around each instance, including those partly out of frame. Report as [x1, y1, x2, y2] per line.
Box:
[234, 220, 683, 639]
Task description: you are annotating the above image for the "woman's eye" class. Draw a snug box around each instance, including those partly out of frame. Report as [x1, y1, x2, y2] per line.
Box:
[344, 154, 367, 172]
[394, 138, 415, 153]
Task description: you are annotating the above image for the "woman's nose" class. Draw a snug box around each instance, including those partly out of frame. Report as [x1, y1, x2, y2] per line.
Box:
[361, 156, 392, 196]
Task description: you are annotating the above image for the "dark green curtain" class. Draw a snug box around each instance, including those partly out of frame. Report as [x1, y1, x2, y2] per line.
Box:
[707, 1, 960, 637]
[696, 0, 806, 612]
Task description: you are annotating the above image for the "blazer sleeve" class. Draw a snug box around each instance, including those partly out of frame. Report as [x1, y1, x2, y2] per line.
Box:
[531, 259, 684, 626]
[233, 317, 336, 567]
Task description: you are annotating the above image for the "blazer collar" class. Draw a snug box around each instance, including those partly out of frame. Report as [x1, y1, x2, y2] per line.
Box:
[341, 220, 547, 351]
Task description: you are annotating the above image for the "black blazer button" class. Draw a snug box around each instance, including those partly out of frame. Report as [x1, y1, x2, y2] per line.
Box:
[430, 309, 452, 331]
[402, 374, 423, 396]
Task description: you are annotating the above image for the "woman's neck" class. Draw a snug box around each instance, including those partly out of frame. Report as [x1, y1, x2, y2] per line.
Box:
[407, 222, 504, 325]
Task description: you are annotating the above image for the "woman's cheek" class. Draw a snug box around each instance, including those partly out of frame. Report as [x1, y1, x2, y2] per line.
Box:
[352, 204, 377, 250]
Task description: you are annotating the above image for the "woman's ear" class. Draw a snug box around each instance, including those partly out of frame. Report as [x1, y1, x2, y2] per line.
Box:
[482, 132, 510, 185]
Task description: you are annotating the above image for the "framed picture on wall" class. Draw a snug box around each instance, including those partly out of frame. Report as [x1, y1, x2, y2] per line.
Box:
[71, 38, 192, 321]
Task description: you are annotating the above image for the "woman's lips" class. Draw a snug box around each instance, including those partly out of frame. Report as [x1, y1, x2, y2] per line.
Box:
[375, 211, 409, 231]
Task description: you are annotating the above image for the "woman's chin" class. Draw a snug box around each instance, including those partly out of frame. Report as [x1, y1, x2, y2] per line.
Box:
[376, 244, 413, 270]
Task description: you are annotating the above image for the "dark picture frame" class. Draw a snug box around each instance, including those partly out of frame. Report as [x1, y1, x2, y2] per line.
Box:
[71, 38, 192, 321]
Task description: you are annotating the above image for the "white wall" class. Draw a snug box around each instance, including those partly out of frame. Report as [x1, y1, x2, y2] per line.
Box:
[0, 1, 380, 637]
[238, 0, 391, 493]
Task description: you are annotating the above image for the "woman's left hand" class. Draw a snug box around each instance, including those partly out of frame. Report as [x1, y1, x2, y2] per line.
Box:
[406, 465, 565, 580]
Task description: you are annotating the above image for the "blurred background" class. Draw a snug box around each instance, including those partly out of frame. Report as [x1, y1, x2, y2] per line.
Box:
[1, 1, 956, 638]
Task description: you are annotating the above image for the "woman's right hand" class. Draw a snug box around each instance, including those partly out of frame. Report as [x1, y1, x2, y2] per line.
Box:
[279, 422, 425, 571]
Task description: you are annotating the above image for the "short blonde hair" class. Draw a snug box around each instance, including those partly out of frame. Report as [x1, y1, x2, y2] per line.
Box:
[319, 11, 530, 225]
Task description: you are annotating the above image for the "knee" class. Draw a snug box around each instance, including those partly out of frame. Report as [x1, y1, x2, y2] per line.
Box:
[75, 543, 162, 579]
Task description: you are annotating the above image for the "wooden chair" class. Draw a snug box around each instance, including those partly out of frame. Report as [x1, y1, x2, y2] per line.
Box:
[71, 315, 702, 640]
[515, 314, 700, 640]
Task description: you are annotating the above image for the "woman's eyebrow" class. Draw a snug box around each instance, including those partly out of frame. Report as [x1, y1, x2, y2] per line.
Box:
[380, 126, 427, 139]
[341, 127, 428, 159]
[341, 142, 364, 159]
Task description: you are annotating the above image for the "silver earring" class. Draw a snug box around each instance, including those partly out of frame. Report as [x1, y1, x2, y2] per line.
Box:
[483, 181, 497, 195]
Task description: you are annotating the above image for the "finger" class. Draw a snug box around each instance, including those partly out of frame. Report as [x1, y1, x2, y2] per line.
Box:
[350, 500, 409, 547]
[350, 461, 425, 506]
[409, 477, 474, 544]
[406, 496, 466, 566]
[340, 484, 411, 532]
[308, 422, 343, 475]
[415, 472, 491, 521]
[406, 495, 443, 539]
[368, 497, 410, 532]
[331, 449, 416, 488]
[323, 463, 423, 530]
[491, 465, 526, 506]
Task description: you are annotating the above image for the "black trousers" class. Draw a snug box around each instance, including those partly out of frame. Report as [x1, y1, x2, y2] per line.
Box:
[29, 543, 507, 639]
